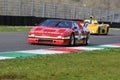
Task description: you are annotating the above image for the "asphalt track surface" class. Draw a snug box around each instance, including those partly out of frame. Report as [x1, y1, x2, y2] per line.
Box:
[0, 30, 120, 52]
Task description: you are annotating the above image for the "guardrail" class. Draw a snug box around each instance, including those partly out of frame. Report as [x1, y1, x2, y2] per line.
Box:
[0, 0, 120, 23]
[0, 15, 120, 28]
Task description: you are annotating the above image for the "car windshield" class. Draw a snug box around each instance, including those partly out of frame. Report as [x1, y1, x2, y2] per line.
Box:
[39, 20, 72, 28]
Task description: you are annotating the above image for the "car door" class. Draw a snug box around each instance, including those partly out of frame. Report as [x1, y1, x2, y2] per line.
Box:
[72, 22, 82, 40]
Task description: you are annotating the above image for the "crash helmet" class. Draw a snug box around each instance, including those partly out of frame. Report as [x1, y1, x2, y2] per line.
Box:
[89, 16, 94, 19]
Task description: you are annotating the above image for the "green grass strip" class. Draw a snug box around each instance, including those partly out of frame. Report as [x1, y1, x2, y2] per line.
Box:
[0, 52, 40, 58]
[0, 48, 120, 80]
[87, 45, 117, 48]
[0, 26, 32, 32]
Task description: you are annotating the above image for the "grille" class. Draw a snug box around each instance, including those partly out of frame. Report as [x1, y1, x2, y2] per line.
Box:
[38, 40, 53, 42]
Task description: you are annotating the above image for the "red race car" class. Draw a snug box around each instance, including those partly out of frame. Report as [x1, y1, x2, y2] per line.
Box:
[28, 19, 90, 46]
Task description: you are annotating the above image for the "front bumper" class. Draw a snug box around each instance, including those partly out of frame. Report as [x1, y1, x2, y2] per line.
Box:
[28, 37, 69, 45]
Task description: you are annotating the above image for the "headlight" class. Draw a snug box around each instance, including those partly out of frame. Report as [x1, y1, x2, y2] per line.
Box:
[92, 30, 94, 33]
[29, 34, 35, 37]
[57, 36, 62, 39]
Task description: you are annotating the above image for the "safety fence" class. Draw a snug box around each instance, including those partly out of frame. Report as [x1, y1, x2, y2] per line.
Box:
[0, 0, 120, 23]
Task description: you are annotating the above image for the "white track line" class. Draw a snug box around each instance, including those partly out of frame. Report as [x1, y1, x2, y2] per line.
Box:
[0, 56, 14, 60]
[18, 49, 68, 54]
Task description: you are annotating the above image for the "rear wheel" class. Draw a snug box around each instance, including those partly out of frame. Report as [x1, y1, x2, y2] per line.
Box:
[69, 34, 75, 46]
[98, 27, 100, 34]
[105, 27, 109, 35]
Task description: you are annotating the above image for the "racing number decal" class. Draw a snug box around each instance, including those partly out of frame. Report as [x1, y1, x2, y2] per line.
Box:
[73, 23, 81, 40]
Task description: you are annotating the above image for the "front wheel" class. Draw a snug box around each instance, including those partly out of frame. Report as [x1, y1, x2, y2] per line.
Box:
[69, 34, 75, 46]
[85, 34, 90, 45]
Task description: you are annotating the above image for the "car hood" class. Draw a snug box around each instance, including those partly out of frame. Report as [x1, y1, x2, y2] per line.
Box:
[30, 26, 72, 36]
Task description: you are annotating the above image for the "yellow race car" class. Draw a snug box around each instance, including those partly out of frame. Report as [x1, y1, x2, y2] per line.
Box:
[84, 16, 109, 35]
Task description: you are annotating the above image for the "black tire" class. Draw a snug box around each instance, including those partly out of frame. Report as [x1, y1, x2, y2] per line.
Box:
[98, 27, 100, 34]
[85, 34, 90, 45]
[69, 34, 75, 46]
[105, 27, 109, 35]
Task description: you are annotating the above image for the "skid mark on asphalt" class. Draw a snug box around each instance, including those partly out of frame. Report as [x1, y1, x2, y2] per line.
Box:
[0, 43, 120, 60]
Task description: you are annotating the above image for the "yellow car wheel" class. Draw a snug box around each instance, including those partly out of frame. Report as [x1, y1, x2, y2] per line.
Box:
[98, 27, 100, 34]
[105, 27, 109, 35]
